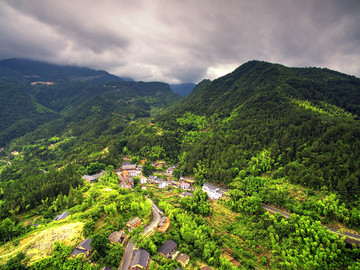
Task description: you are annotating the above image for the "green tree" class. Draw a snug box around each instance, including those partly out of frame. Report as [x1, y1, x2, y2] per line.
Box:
[142, 163, 155, 177]
[83, 219, 95, 238]
[91, 233, 109, 257]
[2, 252, 27, 270]
[86, 162, 105, 175]
[105, 244, 124, 268]
[172, 169, 181, 179]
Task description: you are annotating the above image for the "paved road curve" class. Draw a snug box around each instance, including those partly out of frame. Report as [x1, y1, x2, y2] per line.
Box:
[119, 198, 161, 270]
[144, 203, 161, 234]
[262, 204, 360, 241]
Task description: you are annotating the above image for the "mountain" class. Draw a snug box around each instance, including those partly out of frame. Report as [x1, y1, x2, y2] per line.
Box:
[0, 58, 180, 146]
[163, 60, 360, 117]
[145, 61, 360, 200]
[169, 82, 196, 96]
[0, 58, 127, 84]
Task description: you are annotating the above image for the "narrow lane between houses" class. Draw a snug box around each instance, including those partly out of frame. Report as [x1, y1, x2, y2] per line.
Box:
[119, 198, 161, 270]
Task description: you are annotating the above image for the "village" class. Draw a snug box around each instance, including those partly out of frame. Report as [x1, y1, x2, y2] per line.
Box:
[55, 159, 229, 270]
[81, 160, 227, 200]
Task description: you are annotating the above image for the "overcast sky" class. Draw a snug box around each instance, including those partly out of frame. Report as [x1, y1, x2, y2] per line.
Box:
[0, 0, 359, 83]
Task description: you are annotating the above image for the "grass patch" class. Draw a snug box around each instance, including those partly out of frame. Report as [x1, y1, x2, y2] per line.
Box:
[0, 222, 83, 264]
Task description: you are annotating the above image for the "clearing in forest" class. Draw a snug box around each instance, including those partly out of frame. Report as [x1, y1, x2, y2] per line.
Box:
[0, 222, 84, 264]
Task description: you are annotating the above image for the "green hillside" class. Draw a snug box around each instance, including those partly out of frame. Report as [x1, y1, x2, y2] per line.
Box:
[0, 70, 58, 145]
[132, 61, 360, 200]
[0, 59, 180, 146]
[1, 60, 360, 269]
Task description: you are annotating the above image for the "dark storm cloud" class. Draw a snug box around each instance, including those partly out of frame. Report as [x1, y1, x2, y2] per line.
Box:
[0, 0, 359, 83]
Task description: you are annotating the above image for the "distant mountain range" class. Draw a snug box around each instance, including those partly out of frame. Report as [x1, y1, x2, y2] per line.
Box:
[0, 58, 180, 146]
[169, 83, 196, 97]
[0, 58, 129, 84]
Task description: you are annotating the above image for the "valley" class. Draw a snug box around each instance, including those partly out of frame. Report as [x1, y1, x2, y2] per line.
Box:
[0, 59, 360, 269]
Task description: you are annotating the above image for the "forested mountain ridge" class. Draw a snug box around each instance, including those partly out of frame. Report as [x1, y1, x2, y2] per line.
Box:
[0, 59, 180, 146]
[0, 58, 128, 84]
[161, 60, 360, 118]
[132, 61, 360, 200]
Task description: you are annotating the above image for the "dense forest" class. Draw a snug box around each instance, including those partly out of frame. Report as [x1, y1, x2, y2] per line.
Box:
[0, 59, 360, 268]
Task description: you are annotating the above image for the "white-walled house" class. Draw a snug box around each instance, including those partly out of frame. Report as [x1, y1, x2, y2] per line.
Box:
[140, 178, 147, 184]
[159, 181, 169, 189]
[180, 182, 190, 190]
[202, 183, 225, 200]
[167, 166, 176, 174]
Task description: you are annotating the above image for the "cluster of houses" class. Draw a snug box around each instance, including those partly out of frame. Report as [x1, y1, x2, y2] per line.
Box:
[67, 215, 189, 270]
[121, 162, 143, 177]
[80, 160, 227, 202]
[128, 238, 214, 270]
[69, 236, 213, 270]
[118, 162, 144, 189]
[52, 159, 227, 269]
[129, 239, 191, 270]
[147, 175, 197, 191]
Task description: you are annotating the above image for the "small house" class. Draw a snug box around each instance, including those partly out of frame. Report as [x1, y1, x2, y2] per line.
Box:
[202, 183, 226, 200]
[130, 248, 149, 270]
[82, 175, 98, 183]
[148, 175, 157, 183]
[128, 169, 139, 177]
[167, 166, 176, 174]
[180, 192, 194, 198]
[180, 182, 190, 190]
[158, 239, 177, 258]
[140, 178, 147, 184]
[153, 178, 161, 185]
[54, 210, 68, 221]
[171, 181, 179, 187]
[108, 231, 125, 244]
[157, 216, 170, 232]
[122, 163, 137, 171]
[126, 217, 142, 230]
[71, 238, 92, 257]
[176, 253, 190, 267]
[159, 181, 169, 189]
[82, 170, 106, 183]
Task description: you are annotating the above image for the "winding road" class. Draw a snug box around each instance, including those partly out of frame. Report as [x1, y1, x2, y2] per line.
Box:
[261, 204, 360, 241]
[119, 198, 161, 270]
